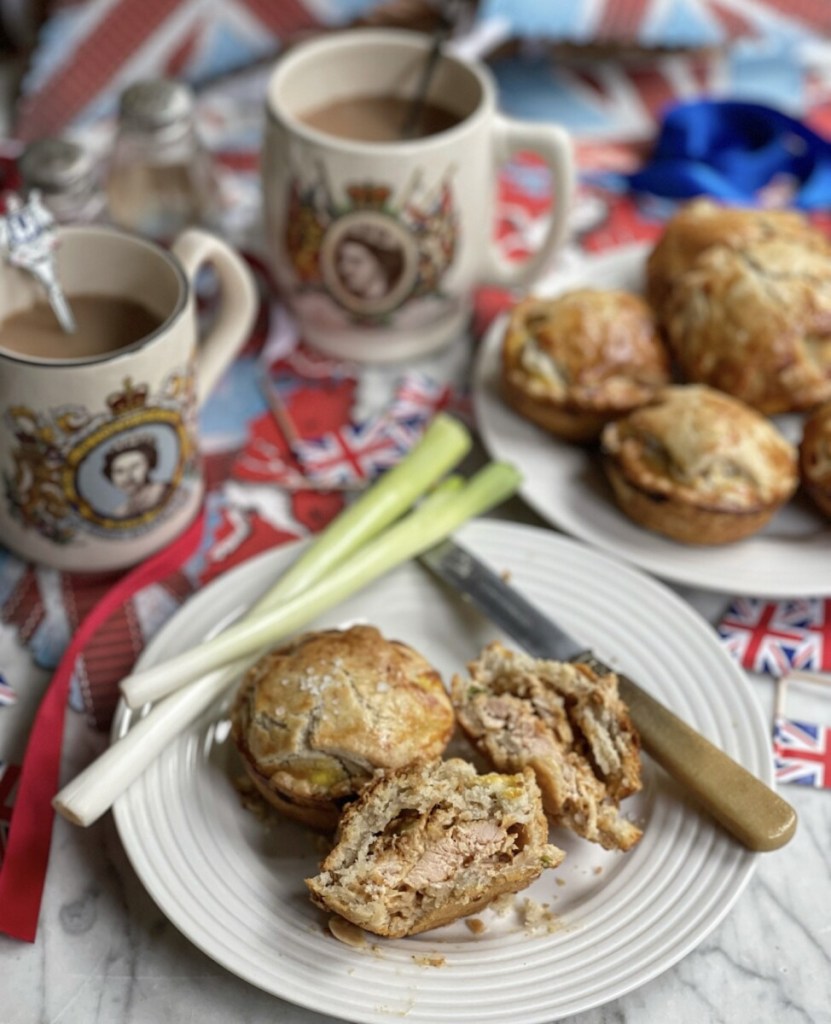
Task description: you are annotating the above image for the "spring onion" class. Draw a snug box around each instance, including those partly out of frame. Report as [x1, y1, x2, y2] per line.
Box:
[119, 415, 469, 712]
[120, 462, 521, 708]
[54, 462, 520, 827]
[247, 413, 471, 615]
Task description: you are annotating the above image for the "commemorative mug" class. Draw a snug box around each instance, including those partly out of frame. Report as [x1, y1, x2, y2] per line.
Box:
[0, 225, 257, 573]
[263, 28, 575, 363]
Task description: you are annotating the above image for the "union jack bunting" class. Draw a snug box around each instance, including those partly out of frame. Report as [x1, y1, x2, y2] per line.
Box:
[386, 371, 474, 442]
[291, 416, 406, 489]
[0, 675, 16, 708]
[773, 716, 831, 789]
[389, 372, 453, 423]
[717, 597, 831, 677]
[0, 762, 20, 865]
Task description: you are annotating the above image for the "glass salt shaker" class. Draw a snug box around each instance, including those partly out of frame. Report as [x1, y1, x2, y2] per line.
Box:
[18, 137, 107, 224]
[106, 78, 219, 242]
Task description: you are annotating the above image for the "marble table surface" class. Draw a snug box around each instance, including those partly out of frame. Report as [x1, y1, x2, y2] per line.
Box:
[4, 495, 831, 1024]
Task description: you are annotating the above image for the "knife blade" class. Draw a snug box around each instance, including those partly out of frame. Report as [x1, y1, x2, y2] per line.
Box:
[420, 538, 796, 853]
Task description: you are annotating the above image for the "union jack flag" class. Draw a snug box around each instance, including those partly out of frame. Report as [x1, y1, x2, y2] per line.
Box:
[389, 372, 452, 422]
[0, 674, 16, 708]
[773, 716, 831, 789]
[386, 372, 474, 445]
[717, 598, 831, 677]
[0, 761, 20, 866]
[15, 0, 324, 140]
[291, 416, 406, 489]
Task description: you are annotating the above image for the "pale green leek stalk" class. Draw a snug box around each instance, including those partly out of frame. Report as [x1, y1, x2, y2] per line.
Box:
[247, 413, 471, 616]
[54, 464, 519, 827]
[121, 462, 521, 707]
[121, 415, 469, 710]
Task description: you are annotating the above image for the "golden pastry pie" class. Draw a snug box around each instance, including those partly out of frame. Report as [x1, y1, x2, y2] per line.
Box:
[647, 199, 831, 414]
[600, 384, 798, 544]
[799, 401, 831, 517]
[305, 758, 564, 937]
[451, 642, 643, 852]
[230, 625, 455, 830]
[501, 288, 670, 442]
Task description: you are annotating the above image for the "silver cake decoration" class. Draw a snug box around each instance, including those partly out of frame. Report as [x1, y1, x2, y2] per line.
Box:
[0, 191, 76, 333]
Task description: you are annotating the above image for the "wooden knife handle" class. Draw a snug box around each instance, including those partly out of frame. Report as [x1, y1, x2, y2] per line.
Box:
[615, 672, 797, 852]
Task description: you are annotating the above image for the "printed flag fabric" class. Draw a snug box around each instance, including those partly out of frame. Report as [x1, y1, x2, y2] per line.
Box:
[16, 0, 831, 144]
[773, 716, 831, 789]
[291, 417, 407, 489]
[14, 0, 327, 140]
[480, 0, 831, 47]
[717, 598, 831, 678]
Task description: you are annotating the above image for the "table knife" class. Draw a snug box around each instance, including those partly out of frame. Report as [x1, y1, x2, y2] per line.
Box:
[419, 538, 797, 852]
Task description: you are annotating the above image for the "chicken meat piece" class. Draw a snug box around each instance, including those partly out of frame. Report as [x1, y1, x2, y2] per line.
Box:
[452, 643, 643, 852]
[306, 758, 563, 938]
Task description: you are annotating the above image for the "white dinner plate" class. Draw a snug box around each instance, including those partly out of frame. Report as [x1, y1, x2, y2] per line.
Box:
[473, 244, 831, 596]
[113, 519, 770, 1023]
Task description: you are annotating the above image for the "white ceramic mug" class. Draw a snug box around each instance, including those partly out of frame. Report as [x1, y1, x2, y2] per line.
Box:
[263, 28, 574, 363]
[0, 225, 257, 572]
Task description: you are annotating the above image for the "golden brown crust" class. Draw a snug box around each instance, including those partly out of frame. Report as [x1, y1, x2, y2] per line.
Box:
[451, 643, 643, 853]
[600, 385, 798, 544]
[800, 401, 831, 517]
[647, 199, 831, 414]
[501, 289, 670, 442]
[231, 626, 455, 829]
[305, 759, 564, 938]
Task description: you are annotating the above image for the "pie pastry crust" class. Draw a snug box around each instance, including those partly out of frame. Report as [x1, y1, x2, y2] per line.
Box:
[231, 626, 455, 830]
[501, 288, 670, 441]
[600, 384, 798, 544]
[647, 199, 831, 414]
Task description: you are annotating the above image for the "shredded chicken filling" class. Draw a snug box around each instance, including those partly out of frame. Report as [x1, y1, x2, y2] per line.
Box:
[361, 803, 522, 901]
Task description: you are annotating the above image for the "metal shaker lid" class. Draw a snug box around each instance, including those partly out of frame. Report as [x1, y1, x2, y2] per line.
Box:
[18, 137, 95, 194]
[118, 79, 195, 130]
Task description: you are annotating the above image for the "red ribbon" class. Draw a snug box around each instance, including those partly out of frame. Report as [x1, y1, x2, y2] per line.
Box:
[0, 510, 204, 942]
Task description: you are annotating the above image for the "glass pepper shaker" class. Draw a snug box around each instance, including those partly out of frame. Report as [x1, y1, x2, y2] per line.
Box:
[18, 137, 107, 225]
[106, 78, 219, 242]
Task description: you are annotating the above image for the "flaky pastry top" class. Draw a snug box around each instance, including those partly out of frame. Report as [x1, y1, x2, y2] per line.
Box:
[601, 385, 798, 510]
[646, 200, 831, 413]
[502, 289, 669, 411]
[231, 625, 454, 803]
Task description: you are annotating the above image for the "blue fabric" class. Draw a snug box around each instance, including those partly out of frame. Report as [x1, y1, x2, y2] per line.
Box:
[628, 100, 831, 210]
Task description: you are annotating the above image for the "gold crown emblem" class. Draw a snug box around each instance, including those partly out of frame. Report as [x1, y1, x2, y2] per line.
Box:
[107, 377, 149, 416]
[346, 183, 391, 209]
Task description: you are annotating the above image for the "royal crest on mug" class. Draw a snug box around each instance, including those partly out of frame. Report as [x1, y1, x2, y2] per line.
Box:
[264, 29, 574, 363]
[0, 225, 257, 572]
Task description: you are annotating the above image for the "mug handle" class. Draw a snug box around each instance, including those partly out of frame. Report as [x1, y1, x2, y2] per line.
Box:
[170, 229, 258, 406]
[480, 116, 575, 288]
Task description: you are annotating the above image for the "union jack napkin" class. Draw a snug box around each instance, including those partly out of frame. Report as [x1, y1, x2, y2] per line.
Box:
[717, 597, 831, 678]
[773, 717, 831, 790]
